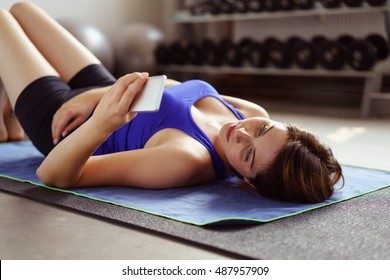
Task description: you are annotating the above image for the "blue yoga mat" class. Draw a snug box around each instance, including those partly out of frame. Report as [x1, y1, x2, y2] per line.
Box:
[1, 141, 390, 226]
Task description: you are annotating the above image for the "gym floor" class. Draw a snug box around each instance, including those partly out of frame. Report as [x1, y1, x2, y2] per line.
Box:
[1, 95, 389, 260]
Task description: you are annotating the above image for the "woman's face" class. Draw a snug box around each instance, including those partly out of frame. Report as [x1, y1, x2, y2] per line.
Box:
[219, 117, 288, 180]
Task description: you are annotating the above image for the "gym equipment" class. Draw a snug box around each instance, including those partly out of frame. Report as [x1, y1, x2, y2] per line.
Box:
[220, 0, 236, 14]
[220, 39, 243, 66]
[312, 36, 346, 70]
[155, 43, 172, 65]
[343, 0, 364, 7]
[247, 0, 264, 11]
[294, 0, 315, 9]
[264, 0, 281, 11]
[169, 40, 191, 65]
[289, 37, 317, 69]
[200, 39, 224, 66]
[233, 0, 250, 13]
[345, 34, 389, 71]
[113, 23, 164, 74]
[279, 0, 295, 11]
[319, 0, 342, 8]
[365, 0, 388, 6]
[265, 37, 293, 68]
[248, 42, 268, 67]
[57, 19, 115, 72]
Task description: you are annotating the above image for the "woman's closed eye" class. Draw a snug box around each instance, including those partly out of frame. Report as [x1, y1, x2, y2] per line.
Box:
[245, 147, 253, 162]
[257, 125, 266, 137]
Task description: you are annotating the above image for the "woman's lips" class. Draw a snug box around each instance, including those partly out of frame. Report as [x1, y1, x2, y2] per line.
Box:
[226, 124, 237, 142]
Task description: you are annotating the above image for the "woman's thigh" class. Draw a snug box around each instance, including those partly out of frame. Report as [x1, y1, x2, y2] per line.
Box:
[0, 8, 58, 108]
[10, 2, 100, 84]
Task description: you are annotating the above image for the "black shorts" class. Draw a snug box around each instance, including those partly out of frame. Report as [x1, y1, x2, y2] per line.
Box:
[14, 64, 116, 155]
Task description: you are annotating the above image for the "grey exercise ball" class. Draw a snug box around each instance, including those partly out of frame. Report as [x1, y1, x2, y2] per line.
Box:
[113, 23, 164, 75]
[57, 19, 115, 73]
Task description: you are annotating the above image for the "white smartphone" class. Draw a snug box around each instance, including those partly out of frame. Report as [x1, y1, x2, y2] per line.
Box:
[129, 75, 167, 112]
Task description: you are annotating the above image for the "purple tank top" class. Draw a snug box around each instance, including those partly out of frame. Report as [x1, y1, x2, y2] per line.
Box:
[94, 80, 244, 179]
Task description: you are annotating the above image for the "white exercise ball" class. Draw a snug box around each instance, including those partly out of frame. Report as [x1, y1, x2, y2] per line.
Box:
[113, 23, 164, 75]
[57, 19, 115, 73]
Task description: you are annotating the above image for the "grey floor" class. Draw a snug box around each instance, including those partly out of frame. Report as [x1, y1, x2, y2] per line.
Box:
[1, 98, 389, 260]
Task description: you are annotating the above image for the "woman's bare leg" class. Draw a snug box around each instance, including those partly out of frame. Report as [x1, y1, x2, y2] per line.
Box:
[10, 2, 101, 84]
[0, 8, 58, 108]
[0, 83, 7, 142]
[3, 93, 24, 141]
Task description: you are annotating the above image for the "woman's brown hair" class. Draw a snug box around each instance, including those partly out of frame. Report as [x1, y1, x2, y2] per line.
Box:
[250, 124, 344, 203]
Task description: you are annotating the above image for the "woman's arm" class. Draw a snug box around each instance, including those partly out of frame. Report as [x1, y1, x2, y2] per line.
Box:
[51, 85, 112, 144]
[37, 73, 148, 187]
[221, 95, 270, 118]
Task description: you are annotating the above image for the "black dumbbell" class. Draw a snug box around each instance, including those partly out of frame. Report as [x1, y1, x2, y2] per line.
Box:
[204, 0, 222, 15]
[155, 43, 172, 65]
[367, 34, 389, 60]
[319, 0, 342, 8]
[233, 0, 250, 13]
[200, 39, 223, 66]
[343, 0, 364, 7]
[345, 34, 389, 71]
[247, 0, 264, 12]
[365, 0, 388, 6]
[220, 39, 243, 67]
[279, 0, 295, 11]
[220, 0, 236, 14]
[189, 1, 207, 16]
[294, 0, 315, 9]
[312, 36, 347, 70]
[288, 36, 318, 69]
[170, 40, 202, 65]
[264, 0, 280, 11]
[238, 38, 256, 60]
[265, 37, 293, 68]
[248, 42, 268, 67]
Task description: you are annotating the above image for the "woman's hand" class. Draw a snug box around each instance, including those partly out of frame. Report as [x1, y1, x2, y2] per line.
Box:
[91, 72, 148, 134]
[51, 88, 106, 145]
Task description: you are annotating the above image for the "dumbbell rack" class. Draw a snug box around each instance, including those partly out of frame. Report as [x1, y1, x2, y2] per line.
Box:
[166, 3, 390, 117]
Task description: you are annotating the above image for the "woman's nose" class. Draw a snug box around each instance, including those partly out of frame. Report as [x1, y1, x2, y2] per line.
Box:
[235, 128, 251, 143]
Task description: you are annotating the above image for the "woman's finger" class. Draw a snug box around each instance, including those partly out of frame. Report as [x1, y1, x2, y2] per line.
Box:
[110, 72, 145, 101]
[61, 116, 85, 138]
[119, 74, 148, 113]
[52, 109, 75, 144]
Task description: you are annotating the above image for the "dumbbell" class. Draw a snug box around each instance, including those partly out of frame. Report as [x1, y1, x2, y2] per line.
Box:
[265, 37, 293, 68]
[343, 34, 389, 71]
[294, 0, 315, 9]
[264, 0, 280, 11]
[343, 0, 364, 7]
[169, 40, 202, 65]
[247, 0, 264, 12]
[233, 0, 250, 13]
[220, 39, 243, 67]
[365, 0, 388, 6]
[200, 39, 224, 66]
[220, 0, 236, 14]
[312, 36, 347, 70]
[155, 43, 172, 65]
[288, 36, 318, 69]
[319, 0, 342, 8]
[236, 38, 268, 67]
[279, 0, 295, 11]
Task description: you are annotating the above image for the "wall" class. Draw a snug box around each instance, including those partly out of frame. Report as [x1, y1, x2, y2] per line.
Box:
[1, 0, 179, 41]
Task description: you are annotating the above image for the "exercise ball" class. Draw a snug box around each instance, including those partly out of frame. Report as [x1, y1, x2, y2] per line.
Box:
[57, 19, 115, 73]
[113, 23, 164, 75]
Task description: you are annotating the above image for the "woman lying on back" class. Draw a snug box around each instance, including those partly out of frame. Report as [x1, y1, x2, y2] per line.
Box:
[0, 2, 343, 203]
